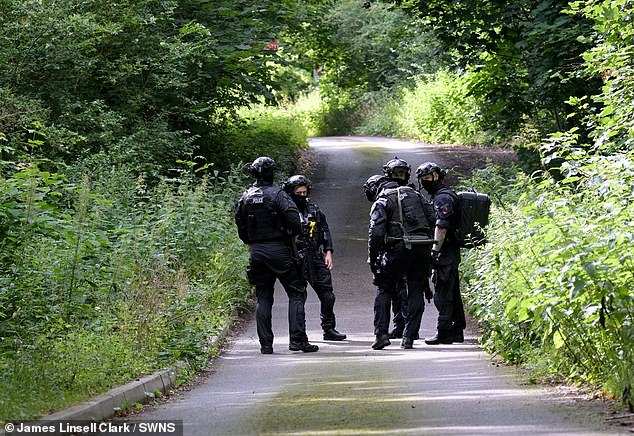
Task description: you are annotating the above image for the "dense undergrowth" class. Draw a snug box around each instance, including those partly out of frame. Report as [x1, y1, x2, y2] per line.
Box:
[0, 159, 251, 422]
[285, 71, 502, 145]
[459, 156, 634, 410]
[0, 107, 307, 422]
[351, 71, 490, 145]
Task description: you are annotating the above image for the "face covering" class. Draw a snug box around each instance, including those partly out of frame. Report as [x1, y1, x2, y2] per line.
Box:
[291, 193, 308, 208]
[420, 180, 440, 194]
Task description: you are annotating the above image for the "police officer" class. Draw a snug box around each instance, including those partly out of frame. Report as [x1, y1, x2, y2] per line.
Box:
[416, 162, 466, 345]
[365, 158, 435, 350]
[234, 157, 318, 354]
[283, 175, 347, 341]
[363, 175, 409, 340]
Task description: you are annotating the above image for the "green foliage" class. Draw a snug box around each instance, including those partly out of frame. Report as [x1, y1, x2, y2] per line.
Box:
[461, 158, 634, 409]
[0, 162, 251, 421]
[289, 0, 447, 135]
[454, 162, 525, 205]
[397, 71, 487, 144]
[221, 106, 309, 173]
[310, 88, 362, 136]
[315, 0, 444, 92]
[352, 90, 403, 138]
[282, 91, 325, 137]
[398, 0, 600, 141]
[567, 0, 634, 153]
[0, 0, 302, 176]
[353, 71, 490, 144]
[0, 331, 152, 420]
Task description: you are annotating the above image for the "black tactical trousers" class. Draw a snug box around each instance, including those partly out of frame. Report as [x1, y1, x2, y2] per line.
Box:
[391, 278, 408, 333]
[303, 252, 337, 330]
[248, 241, 309, 346]
[432, 256, 466, 338]
[374, 244, 430, 339]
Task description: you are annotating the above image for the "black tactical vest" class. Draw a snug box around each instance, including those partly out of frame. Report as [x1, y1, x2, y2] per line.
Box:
[298, 203, 322, 249]
[379, 186, 430, 239]
[242, 185, 286, 242]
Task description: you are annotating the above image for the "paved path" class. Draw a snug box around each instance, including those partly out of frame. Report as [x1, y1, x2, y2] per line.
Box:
[134, 137, 621, 435]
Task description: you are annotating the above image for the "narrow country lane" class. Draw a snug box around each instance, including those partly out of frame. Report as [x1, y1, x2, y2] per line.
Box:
[131, 137, 622, 435]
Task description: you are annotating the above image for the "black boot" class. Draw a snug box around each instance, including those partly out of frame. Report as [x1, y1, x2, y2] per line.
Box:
[372, 334, 391, 350]
[323, 328, 347, 341]
[289, 341, 319, 352]
[260, 345, 273, 354]
[388, 328, 404, 339]
[452, 329, 465, 343]
[424, 333, 453, 345]
[401, 337, 413, 349]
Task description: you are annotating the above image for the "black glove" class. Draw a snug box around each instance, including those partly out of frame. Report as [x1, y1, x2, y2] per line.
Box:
[369, 257, 380, 275]
[424, 282, 433, 303]
[372, 272, 385, 287]
[246, 265, 257, 285]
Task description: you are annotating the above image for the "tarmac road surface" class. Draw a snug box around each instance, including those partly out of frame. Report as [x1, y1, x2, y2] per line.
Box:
[133, 137, 623, 435]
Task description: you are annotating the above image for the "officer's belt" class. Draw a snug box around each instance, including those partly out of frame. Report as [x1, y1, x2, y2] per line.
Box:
[385, 235, 438, 246]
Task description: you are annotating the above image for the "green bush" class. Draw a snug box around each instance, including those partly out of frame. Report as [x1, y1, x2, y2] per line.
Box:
[350, 71, 491, 144]
[285, 91, 351, 138]
[0, 160, 251, 422]
[397, 71, 487, 144]
[461, 157, 634, 409]
[222, 106, 308, 173]
[303, 87, 362, 137]
[353, 90, 403, 138]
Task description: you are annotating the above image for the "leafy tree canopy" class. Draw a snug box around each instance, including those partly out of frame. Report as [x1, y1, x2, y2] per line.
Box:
[0, 0, 312, 174]
[396, 0, 601, 137]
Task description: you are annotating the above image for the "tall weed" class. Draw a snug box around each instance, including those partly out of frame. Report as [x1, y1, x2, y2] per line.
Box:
[351, 71, 490, 144]
[461, 156, 634, 409]
[0, 161, 250, 422]
[223, 106, 308, 173]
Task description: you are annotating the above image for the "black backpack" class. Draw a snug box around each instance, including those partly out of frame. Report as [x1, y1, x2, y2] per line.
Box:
[453, 190, 491, 248]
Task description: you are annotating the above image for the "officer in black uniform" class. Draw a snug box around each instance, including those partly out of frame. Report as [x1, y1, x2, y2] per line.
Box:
[416, 162, 466, 345]
[234, 157, 318, 354]
[365, 158, 435, 350]
[363, 175, 409, 340]
[283, 175, 347, 341]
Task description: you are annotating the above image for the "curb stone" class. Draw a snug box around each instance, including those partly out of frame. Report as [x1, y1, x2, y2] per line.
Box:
[43, 369, 177, 422]
[1, 311, 238, 434]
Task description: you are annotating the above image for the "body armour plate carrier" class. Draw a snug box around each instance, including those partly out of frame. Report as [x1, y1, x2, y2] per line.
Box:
[298, 204, 324, 250]
[243, 186, 286, 243]
[379, 186, 431, 241]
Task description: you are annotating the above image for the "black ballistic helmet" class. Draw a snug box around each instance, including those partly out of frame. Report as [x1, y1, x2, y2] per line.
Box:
[383, 157, 411, 182]
[415, 162, 444, 179]
[283, 174, 312, 194]
[248, 156, 276, 180]
[363, 174, 389, 202]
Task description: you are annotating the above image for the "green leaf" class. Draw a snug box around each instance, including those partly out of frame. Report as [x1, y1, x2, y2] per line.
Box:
[553, 330, 565, 349]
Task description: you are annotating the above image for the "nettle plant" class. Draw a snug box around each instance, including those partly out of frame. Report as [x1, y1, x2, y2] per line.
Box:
[462, 153, 634, 409]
